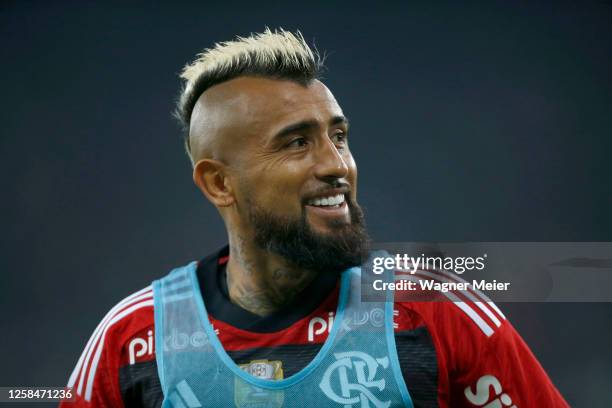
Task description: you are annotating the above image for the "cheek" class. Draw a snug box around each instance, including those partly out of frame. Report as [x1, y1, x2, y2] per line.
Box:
[244, 166, 306, 211]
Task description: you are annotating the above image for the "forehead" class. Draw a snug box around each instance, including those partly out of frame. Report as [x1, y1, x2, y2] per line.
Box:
[194, 77, 343, 137]
[217, 75, 338, 110]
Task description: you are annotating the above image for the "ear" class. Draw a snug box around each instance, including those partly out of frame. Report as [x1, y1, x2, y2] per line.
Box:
[193, 159, 235, 207]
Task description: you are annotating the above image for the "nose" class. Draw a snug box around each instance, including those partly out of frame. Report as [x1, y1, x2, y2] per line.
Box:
[313, 136, 349, 180]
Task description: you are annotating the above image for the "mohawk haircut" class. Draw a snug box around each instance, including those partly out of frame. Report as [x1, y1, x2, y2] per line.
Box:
[175, 28, 324, 162]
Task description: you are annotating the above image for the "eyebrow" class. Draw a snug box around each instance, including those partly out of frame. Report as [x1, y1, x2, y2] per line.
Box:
[331, 115, 349, 128]
[273, 115, 350, 141]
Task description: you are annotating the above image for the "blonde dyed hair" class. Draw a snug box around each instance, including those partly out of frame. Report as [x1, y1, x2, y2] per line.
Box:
[175, 28, 323, 161]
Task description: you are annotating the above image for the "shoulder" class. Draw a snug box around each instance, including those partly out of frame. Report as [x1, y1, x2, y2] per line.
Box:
[392, 268, 513, 381]
[393, 268, 507, 339]
[66, 285, 155, 404]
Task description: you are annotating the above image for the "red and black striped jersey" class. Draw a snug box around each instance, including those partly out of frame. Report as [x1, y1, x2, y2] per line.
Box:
[61, 247, 568, 407]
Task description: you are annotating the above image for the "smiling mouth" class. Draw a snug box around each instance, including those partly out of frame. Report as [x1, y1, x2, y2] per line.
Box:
[305, 193, 346, 208]
[304, 194, 350, 224]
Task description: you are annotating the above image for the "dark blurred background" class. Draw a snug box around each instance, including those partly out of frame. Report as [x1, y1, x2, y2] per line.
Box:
[1, 1, 611, 406]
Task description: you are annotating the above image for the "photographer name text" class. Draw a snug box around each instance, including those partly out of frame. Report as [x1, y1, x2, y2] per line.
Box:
[372, 279, 510, 292]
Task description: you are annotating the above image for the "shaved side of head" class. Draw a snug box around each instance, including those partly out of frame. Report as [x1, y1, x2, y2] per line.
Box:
[188, 83, 248, 163]
[175, 28, 324, 165]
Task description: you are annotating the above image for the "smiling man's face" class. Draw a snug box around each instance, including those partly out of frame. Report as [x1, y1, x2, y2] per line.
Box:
[191, 76, 369, 271]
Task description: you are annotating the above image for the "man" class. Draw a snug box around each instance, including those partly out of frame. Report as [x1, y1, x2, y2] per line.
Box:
[62, 29, 568, 407]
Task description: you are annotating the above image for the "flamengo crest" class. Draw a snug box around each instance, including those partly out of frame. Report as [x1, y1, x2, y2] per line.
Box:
[319, 351, 391, 408]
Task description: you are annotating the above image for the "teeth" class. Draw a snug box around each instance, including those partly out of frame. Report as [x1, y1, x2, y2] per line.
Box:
[307, 194, 345, 207]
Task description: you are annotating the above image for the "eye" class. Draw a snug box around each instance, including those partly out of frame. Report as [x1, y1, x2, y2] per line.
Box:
[331, 132, 348, 148]
[286, 137, 308, 149]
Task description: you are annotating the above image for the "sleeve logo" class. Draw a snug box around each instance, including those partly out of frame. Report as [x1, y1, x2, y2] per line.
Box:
[464, 374, 517, 407]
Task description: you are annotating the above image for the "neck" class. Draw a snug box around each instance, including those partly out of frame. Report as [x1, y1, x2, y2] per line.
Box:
[226, 234, 318, 317]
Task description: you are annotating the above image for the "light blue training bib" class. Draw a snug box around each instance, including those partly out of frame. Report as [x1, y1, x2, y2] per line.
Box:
[153, 262, 413, 407]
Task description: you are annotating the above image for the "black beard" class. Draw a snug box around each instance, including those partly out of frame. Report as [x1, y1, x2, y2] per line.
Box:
[246, 197, 370, 275]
